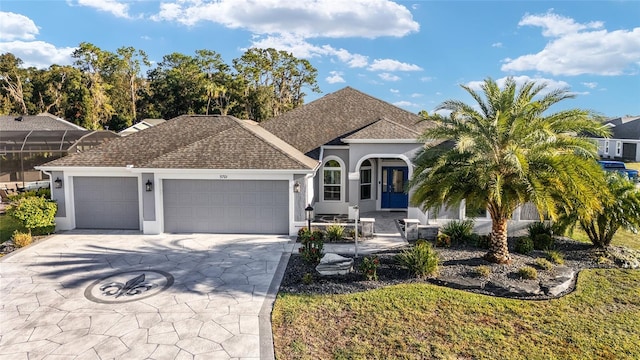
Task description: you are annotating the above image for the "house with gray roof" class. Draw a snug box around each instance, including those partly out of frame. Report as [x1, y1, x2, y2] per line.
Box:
[592, 116, 640, 161]
[38, 87, 542, 235]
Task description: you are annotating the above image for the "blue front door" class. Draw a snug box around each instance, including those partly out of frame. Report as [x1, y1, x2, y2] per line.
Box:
[381, 166, 408, 208]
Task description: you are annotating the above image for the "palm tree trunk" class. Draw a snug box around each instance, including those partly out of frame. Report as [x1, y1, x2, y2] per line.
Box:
[485, 217, 511, 264]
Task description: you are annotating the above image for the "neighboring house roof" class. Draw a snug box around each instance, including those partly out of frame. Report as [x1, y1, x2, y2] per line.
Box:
[606, 116, 640, 140]
[41, 115, 317, 170]
[0, 113, 86, 131]
[261, 86, 433, 155]
[118, 119, 166, 136]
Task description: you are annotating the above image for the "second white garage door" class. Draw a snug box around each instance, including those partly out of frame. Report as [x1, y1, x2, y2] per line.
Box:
[163, 179, 289, 234]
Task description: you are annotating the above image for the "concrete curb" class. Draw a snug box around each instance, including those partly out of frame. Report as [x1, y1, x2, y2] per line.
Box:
[259, 251, 291, 360]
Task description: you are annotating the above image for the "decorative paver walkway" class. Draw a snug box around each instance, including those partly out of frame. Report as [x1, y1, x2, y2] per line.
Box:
[0, 231, 294, 360]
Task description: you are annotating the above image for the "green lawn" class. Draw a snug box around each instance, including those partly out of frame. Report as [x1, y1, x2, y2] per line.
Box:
[625, 162, 640, 171]
[273, 269, 640, 359]
[568, 227, 640, 250]
[0, 214, 24, 243]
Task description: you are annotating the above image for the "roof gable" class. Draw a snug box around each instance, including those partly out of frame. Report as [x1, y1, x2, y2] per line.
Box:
[609, 116, 640, 140]
[343, 118, 422, 141]
[260, 87, 432, 153]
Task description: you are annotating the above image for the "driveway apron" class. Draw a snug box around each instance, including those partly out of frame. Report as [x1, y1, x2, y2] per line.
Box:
[0, 231, 293, 359]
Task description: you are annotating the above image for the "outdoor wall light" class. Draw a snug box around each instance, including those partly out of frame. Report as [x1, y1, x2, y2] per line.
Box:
[305, 204, 314, 230]
[293, 181, 301, 193]
[54, 177, 62, 189]
[145, 179, 153, 192]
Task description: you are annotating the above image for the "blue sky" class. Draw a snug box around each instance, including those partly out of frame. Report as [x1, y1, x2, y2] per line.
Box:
[1, 0, 639, 117]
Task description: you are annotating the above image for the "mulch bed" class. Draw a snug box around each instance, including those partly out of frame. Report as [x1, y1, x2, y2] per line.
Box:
[280, 237, 621, 300]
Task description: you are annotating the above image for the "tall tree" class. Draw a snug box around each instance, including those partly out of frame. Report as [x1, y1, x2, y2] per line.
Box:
[147, 52, 205, 119]
[409, 77, 610, 263]
[115, 46, 149, 126]
[72, 42, 116, 129]
[0, 53, 29, 114]
[232, 48, 319, 122]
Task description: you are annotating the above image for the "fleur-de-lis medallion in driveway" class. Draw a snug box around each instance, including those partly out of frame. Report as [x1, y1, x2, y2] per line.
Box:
[85, 270, 174, 304]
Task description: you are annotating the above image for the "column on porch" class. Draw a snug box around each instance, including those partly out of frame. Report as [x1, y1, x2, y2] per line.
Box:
[347, 171, 360, 219]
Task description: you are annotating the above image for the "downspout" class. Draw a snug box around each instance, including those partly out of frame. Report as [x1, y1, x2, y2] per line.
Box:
[40, 170, 54, 200]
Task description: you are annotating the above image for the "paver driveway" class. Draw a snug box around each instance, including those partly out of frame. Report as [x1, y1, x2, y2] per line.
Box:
[0, 231, 293, 359]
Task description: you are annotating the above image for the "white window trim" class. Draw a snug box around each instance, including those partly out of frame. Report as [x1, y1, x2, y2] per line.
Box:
[604, 140, 609, 155]
[616, 141, 622, 156]
[321, 155, 345, 202]
[360, 161, 372, 200]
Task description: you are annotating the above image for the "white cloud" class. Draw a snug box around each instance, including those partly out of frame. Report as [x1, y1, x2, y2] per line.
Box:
[75, 0, 131, 19]
[326, 71, 345, 84]
[518, 11, 603, 37]
[582, 82, 598, 89]
[492, 42, 503, 48]
[411, 93, 423, 98]
[393, 100, 419, 108]
[249, 33, 369, 68]
[390, 89, 400, 93]
[151, 0, 419, 39]
[379, 73, 401, 82]
[420, 76, 433, 82]
[368, 59, 422, 71]
[466, 75, 570, 96]
[502, 12, 640, 76]
[0, 41, 75, 68]
[0, 12, 39, 41]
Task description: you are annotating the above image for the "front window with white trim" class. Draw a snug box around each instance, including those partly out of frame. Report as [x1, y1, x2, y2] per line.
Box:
[616, 141, 622, 156]
[604, 140, 609, 154]
[360, 159, 372, 200]
[323, 159, 342, 201]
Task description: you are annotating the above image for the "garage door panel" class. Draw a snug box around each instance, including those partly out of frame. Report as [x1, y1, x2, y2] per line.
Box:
[163, 179, 288, 234]
[74, 177, 139, 230]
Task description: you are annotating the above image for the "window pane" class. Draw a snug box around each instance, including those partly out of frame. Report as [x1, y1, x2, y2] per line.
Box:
[392, 169, 404, 193]
[325, 160, 340, 167]
[324, 169, 340, 184]
[360, 184, 371, 200]
[360, 169, 371, 184]
[362, 159, 372, 167]
[324, 186, 341, 200]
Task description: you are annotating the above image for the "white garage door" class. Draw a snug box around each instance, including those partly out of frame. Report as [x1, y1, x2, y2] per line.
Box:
[74, 177, 140, 229]
[163, 179, 289, 234]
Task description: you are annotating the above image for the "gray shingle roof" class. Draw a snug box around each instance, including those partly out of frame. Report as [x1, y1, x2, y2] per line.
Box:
[0, 113, 86, 131]
[260, 87, 433, 154]
[343, 118, 422, 140]
[608, 116, 640, 140]
[42, 115, 317, 170]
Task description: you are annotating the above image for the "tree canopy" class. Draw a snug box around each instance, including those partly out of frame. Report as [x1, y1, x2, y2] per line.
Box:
[409, 77, 610, 263]
[0, 45, 321, 130]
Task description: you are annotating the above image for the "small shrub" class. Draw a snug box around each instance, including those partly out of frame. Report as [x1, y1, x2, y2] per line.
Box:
[517, 266, 538, 280]
[528, 221, 553, 238]
[545, 250, 565, 265]
[7, 196, 57, 232]
[533, 234, 555, 250]
[302, 273, 313, 285]
[297, 227, 311, 242]
[441, 219, 475, 245]
[415, 238, 429, 247]
[298, 230, 324, 264]
[325, 224, 345, 242]
[535, 258, 554, 270]
[395, 242, 439, 278]
[475, 234, 490, 249]
[12, 231, 32, 248]
[473, 265, 491, 278]
[31, 225, 56, 236]
[514, 237, 534, 254]
[359, 256, 380, 281]
[435, 234, 451, 248]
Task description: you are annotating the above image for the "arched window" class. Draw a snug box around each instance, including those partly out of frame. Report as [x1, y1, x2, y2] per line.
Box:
[322, 158, 342, 201]
[360, 159, 372, 200]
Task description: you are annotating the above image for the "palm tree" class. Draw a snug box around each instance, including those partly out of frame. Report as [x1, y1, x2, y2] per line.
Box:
[409, 77, 609, 263]
[562, 172, 640, 248]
